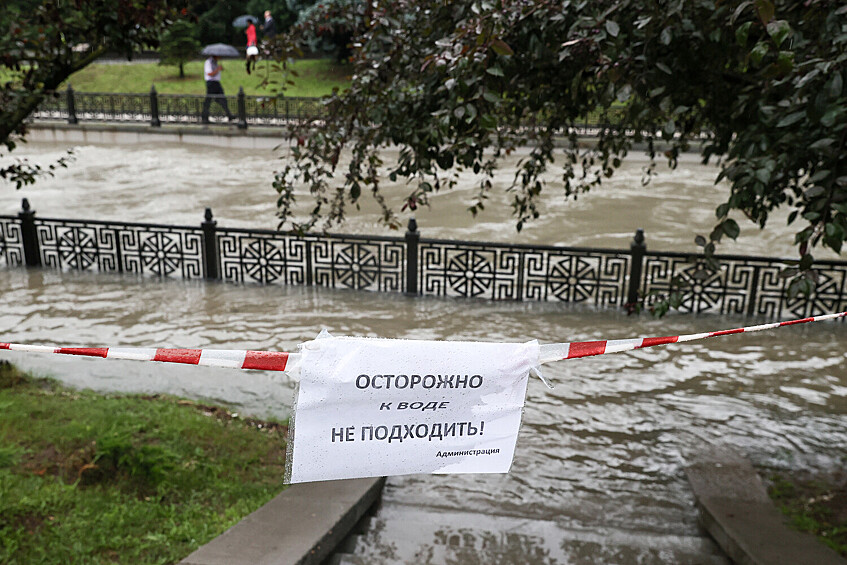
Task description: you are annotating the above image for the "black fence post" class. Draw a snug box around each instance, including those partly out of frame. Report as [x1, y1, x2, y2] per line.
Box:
[150, 84, 161, 127]
[237, 87, 247, 130]
[201, 208, 219, 280]
[66, 85, 78, 125]
[18, 198, 41, 267]
[626, 228, 646, 307]
[305, 240, 313, 286]
[405, 217, 419, 296]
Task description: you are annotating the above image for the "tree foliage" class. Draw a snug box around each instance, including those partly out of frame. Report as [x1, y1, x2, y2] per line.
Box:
[1, 0, 186, 185]
[276, 0, 847, 296]
[158, 19, 200, 78]
[294, 0, 366, 61]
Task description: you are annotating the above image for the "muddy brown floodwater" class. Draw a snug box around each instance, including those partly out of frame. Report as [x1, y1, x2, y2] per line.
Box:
[1, 141, 845, 563]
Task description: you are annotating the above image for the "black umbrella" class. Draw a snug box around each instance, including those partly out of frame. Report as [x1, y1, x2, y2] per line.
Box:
[232, 14, 258, 28]
[201, 43, 240, 58]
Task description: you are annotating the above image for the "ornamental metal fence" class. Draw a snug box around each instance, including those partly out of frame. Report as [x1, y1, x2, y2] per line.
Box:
[31, 86, 329, 129]
[32, 86, 619, 133]
[2, 199, 846, 319]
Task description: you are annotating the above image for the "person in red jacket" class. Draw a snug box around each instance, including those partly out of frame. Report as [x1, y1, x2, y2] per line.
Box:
[245, 20, 258, 74]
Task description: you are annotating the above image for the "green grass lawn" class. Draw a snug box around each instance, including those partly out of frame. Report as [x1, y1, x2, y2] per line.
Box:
[53, 58, 349, 97]
[768, 472, 847, 557]
[0, 361, 289, 564]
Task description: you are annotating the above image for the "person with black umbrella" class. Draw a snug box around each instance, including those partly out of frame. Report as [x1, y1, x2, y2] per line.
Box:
[200, 44, 238, 124]
[232, 15, 260, 74]
[245, 19, 258, 74]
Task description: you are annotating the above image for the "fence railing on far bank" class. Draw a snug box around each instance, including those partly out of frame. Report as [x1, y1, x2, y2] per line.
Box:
[2, 199, 845, 319]
[31, 86, 625, 133]
[32, 85, 328, 129]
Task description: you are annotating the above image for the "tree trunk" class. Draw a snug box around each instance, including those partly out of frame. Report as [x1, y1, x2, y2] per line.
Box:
[179, 62, 185, 79]
[1, 46, 106, 148]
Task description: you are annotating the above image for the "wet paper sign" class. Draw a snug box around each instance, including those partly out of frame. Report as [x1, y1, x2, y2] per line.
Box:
[286, 336, 539, 483]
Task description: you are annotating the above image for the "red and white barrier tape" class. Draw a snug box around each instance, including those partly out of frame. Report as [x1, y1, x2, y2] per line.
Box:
[0, 344, 292, 372]
[2, 311, 844, 371]
[538, 310, 847, 363]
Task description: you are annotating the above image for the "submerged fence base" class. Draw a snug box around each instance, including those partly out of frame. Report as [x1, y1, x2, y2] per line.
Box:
[1, 199, 846, 318]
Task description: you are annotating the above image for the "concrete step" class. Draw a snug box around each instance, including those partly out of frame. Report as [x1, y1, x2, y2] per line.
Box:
[332, 503, 729, 564]
[181, 477, 385, 565]
[324, 553, 367, 565]
[322, 511, 380, 564]
[686, 443, 847, 565]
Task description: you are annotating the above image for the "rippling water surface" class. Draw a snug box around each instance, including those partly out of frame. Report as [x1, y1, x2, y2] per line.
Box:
[1, 141, 845, 564]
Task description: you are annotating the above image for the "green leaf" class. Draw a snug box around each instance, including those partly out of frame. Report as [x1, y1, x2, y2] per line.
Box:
[826, 72, 843, 99]
[731, 1, 754, 24]
[436, 152, 454, 169]
[820, 107, 845, 127]
[750, 42, 769, 66]
[787, 278, 801, 298]
[795, 228, 813, 243]
[490, 39, 514, 56]
[755, 0, 775, 24]
[486, 66, 504, 77]
[787, 277, 812, 298]
[651, 301, 669, 318]
[736, 22, 752, 46]
[660, 27, 672, 45]
[775, 111, 805, 128]
[479, 113, 497, 129]
[776, 51, 794, 73]
[483, 91, 500, 103]
[799, 253, 814, 270]
[656, 62, 672, 75]
[722, 219, 740, 239]
[766, 20, 791, 47]
[825, 222, 843, 240]
[605, 20, 620, 37]
[807, 171, 829, 184]
[808, 138, 835, 150]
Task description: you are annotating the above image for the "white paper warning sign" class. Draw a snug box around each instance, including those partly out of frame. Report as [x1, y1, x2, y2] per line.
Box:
[286, 335, 539, 483]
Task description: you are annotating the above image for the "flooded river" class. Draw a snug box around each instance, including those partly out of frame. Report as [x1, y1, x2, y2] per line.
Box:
[2, 141, 845, 564]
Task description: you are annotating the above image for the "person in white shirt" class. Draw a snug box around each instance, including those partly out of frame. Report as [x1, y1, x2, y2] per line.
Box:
[201, 55, 234, 124]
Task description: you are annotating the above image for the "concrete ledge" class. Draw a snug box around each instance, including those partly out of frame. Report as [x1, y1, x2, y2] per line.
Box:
[26, 121, 288, 150]
[685, 444, 846, 565]
[180, 477, 385, 565]
[25, 121, 688, 154]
